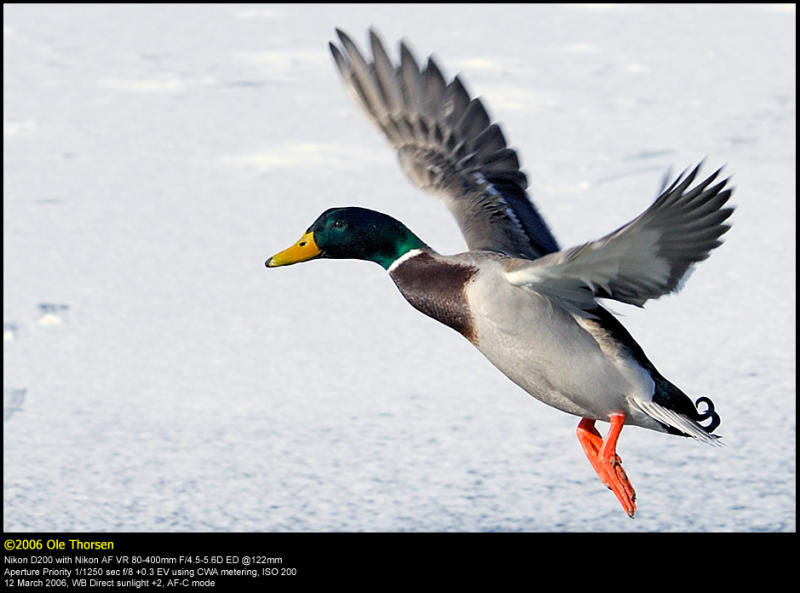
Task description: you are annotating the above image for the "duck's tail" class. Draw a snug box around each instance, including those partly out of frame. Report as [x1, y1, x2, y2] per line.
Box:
[634, 376, 722, 446]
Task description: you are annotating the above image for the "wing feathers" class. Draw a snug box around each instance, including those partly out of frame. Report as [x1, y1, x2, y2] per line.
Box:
[473, 124, 507, 156]
[506, 165, 734, 314]
[330, 28, 560, 260]
[369, 31, 402, 114]
[443, 76, 472, 128]
[330, 28, 733, 278]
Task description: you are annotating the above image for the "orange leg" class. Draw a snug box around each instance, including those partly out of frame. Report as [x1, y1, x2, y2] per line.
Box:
[576, 414, 637, 518]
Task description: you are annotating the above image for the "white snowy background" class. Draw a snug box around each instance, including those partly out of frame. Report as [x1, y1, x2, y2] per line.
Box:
[3, 3, 795, 532]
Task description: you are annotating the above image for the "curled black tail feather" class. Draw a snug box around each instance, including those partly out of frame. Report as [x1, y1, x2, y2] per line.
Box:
[694, 396, 721, 433]
[650, 374, 722, 439]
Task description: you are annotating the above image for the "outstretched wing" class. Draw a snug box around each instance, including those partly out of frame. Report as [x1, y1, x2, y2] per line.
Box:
[505, 163, 734, 315]
[329, 28, 559, 260]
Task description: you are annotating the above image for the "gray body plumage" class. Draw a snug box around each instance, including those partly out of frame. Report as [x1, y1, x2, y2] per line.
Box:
[333, 29, 732, 444]
[392, 248, 706, 438]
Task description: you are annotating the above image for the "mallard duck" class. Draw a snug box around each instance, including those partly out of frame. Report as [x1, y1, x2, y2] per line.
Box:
[266, 29, 733, 518]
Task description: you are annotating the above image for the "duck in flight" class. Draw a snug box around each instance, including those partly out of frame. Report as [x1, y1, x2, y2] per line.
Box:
[266, 29, 732, 518]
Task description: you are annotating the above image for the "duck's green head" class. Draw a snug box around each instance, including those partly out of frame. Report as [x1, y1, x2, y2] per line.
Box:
[265, 207, 427, 270]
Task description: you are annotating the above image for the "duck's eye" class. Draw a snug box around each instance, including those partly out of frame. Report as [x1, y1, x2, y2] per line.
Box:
[333, 220, 346, 230]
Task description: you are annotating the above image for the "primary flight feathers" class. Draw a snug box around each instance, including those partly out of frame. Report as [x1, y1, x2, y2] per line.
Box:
[505, 163, 733, 315]
[330, 28, 560, 260]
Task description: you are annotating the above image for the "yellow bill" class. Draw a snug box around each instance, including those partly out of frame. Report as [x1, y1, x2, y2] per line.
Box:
[266, 231, 321, 267]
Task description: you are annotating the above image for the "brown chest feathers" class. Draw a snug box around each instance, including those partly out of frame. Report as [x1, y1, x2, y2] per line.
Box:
[389, 252, 479, 344]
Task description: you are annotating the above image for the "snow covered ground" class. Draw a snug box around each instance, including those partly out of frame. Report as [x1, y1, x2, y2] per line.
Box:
[3, 4, 795, 532]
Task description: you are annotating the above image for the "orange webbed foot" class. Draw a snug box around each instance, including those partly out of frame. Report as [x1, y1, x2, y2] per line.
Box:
[576, 414, 637, 518]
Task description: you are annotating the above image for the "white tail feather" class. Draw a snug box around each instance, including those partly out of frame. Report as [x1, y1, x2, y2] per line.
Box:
[633, 400, 723, 446]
